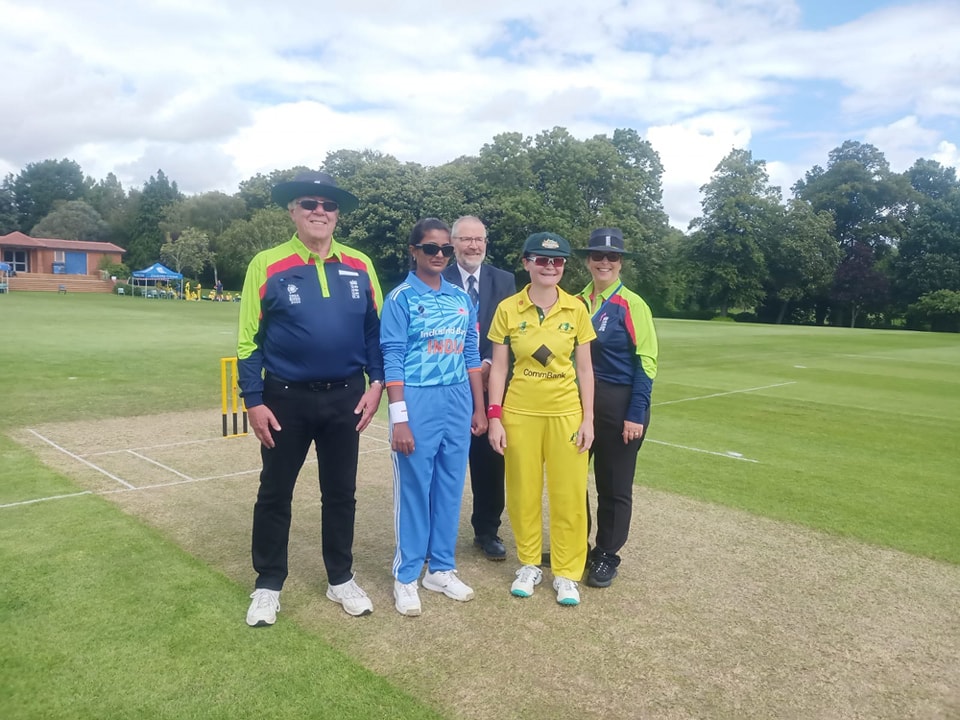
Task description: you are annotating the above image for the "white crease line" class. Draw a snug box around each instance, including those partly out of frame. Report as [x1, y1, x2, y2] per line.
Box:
[647, 439, 759, 463]
[0, 491, 93, 508]
[27, 429, 137, 489]
[85, 437, 223, 457]
[3, 447, 396, 506]
[654, 381, 796, 407]
[360, 445, 392, 454]
[118, 476, 217, 491]
[195, 468, 262, 481]
[126, 450, 195, 481]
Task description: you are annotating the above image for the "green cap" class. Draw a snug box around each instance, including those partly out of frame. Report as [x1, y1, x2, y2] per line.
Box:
[522, 232, 571, 257]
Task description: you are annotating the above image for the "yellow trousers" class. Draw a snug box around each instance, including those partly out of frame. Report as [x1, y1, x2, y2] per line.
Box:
[502, 411, 588, 580]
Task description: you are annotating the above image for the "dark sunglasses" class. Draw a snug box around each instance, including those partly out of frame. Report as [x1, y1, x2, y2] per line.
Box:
[415, 243, 455, 258]
[527, 255, 566, 268]
[589, 251, 622, 263]
[297, 199, 339, 212]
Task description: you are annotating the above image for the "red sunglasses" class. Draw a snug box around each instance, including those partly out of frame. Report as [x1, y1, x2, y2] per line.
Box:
[526, 255, 566, 268]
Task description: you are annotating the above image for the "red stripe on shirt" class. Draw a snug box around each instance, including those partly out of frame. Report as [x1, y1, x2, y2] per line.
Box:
[609, 294, 637, 346]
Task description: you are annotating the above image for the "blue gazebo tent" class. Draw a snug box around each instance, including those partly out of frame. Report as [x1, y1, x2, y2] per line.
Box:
[131, 262, 183, 298]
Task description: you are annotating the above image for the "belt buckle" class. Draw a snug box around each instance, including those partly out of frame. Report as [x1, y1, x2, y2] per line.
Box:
[307, 381, 330, 391]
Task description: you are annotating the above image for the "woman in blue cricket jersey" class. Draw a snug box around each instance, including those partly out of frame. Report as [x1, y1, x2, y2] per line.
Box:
[380, 218, 488, 617]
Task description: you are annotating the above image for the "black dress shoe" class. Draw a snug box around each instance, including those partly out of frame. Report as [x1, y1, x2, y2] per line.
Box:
[474, 535, 507, 560]
[586, 552, 619, 588]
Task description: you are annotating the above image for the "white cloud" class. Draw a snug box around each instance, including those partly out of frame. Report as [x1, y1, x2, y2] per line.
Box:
[933, 140, 960, 169]
[648, 116, 754, 228]
[0, 0, 957, 229]
[864, 116, 945, 172]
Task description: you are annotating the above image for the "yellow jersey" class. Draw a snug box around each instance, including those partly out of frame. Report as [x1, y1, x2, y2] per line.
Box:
[488, 285, 596, 416]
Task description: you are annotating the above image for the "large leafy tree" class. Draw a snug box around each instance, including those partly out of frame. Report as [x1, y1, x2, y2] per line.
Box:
[904, 158, 957, 202]
[0, 175, 17, 234]
[31, 200, 110, 241]
[86, 172, 126, 220]
[160, 227, 213, 278]
[324, 149, 426, 289]
[13, 158, 88, 233]
[762, 200, 840, 323]
[124, 170, 182, 271]
[160, 191, 247, 283]
[470, 127, 671, 297]
[892, 163, 960, 308]
[235, 167, 312, 217]
[607, 128, 672, 303]
[832, 242, 889, 327]
[793, 141, 912, 254]
[474, 132, 550, 278]
[216, 207, 294, 288]
[686, 149, 782, 315]
[420, 157, 486, 234]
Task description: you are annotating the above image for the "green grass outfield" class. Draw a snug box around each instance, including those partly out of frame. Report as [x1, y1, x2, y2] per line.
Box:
[1, 292, 958, 718]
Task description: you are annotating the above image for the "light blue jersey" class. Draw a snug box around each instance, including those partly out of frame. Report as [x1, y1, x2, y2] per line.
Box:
[380, 271, 481, 583]
[381, 272, 481, 385]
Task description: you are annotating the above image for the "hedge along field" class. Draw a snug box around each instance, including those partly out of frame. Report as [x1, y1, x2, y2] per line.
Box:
[1, 292, 959, 719]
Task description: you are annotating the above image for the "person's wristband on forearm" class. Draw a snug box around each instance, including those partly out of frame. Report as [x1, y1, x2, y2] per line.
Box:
[486, 404, 503, 420]
[388, 401, 408, 424]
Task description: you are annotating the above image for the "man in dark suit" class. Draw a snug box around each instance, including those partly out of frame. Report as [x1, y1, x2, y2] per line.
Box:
[443, 216, 517, 560]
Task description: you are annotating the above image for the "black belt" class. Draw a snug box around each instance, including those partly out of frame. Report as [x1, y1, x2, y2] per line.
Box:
[266, 373, 360, 391]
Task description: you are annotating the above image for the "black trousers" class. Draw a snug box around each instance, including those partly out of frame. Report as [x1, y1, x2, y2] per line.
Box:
[252, 374, 363, 590]
[468, 429, 506, 539]
[589, 380, 649, 559]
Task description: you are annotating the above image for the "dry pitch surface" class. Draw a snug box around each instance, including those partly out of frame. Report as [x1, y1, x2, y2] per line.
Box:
[12, 411, 960, 720]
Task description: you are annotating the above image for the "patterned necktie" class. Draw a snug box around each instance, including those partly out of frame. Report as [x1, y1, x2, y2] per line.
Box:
[467, 274, 479, 307]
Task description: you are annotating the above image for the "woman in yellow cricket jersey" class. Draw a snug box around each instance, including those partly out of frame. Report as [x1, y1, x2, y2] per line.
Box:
[486, 232, 596, 606]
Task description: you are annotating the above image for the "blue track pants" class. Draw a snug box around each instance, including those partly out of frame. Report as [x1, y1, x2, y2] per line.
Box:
[391, 383, 472, 583]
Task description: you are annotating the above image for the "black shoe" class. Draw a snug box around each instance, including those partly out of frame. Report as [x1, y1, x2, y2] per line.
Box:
[586, 552, 619, 588]
[474, 535, 507, 560]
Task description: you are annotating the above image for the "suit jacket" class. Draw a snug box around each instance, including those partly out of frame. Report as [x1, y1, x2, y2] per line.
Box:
[443, 262, 517, 361]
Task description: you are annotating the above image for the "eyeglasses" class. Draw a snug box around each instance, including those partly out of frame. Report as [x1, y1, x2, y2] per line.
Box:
[526, 255, 566, 268]
[297, 199, 339, 213]
[415, 243, 455, 258]
[454, 236, 486, 244]
[589, 251, 622, 263]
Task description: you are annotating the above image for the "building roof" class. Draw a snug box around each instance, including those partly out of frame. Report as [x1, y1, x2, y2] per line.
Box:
[0, 231, 125, 253]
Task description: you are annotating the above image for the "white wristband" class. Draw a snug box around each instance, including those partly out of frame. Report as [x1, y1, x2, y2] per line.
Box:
[388, 401, 409, 424]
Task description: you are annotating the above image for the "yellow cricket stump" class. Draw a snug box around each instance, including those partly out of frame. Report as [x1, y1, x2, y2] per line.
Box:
[220, 357, 248, 437]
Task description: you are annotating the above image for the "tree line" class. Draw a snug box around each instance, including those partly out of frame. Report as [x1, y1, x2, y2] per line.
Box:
[2, 128, 958, 331]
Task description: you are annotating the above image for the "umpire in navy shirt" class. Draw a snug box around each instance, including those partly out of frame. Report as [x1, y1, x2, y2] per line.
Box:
[443, 216, 517, 559]
[237, 171, 385, 626]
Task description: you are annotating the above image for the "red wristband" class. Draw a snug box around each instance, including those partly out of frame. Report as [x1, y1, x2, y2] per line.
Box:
[486, 404, 503, 420]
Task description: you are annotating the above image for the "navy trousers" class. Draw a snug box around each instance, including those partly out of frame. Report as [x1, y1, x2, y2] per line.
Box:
[589, 380, 649, 558]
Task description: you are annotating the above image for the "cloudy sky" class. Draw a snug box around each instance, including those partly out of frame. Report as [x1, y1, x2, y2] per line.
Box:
[2, 0, 958, 228]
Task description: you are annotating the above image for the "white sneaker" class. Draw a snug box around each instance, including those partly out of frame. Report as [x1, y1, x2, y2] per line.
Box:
[326, 575, 373, 616]
[511, 564, 543, 598]
[394, 580, 422, 616]
[553, 576, 581, 606]
[246, 588, 280, 627]
[422, 569, 475, 601]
